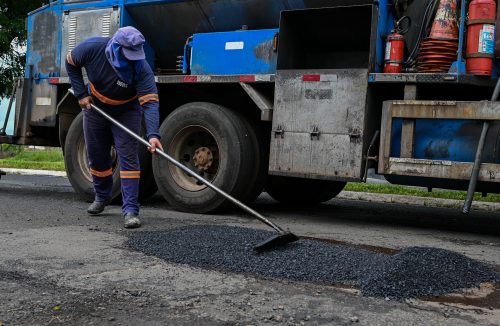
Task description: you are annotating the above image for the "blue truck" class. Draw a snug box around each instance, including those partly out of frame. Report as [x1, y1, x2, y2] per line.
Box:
[1, 0, 499, 213]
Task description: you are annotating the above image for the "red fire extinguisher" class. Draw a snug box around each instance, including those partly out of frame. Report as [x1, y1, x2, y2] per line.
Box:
[466, 0, 497, 76]
[384, 17, 408, 74]
[384, 32, 405, 73]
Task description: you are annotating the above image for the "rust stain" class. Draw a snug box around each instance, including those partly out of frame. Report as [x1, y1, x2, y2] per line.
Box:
[424, 140, 452, 159]
[253, 39, 275, 63]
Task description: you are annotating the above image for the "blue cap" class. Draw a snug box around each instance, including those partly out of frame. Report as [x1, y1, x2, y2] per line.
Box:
[113, 26, 146, 61]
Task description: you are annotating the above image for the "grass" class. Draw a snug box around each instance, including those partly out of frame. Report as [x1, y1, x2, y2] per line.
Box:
[0, 147, 65, 171]
[344, 182, 500, 203]
[0, 145, 498, 203]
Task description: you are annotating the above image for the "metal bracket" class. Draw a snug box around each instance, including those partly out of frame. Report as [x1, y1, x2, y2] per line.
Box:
[310, 126, 320, 140]
[273, 32, 279, 52]
[363, 130, 380, 182]
[349, 133, 361, 139]
[239, 82, 273, 121]
[274, 125, 284, 138]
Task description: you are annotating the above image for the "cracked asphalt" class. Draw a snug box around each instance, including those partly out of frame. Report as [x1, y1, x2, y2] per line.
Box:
[1, 174, 499, 325]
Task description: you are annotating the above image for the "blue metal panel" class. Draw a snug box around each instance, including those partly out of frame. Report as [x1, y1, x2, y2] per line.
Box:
[375, 0, 394, 73]
[190, 29, 278, 75]
[26, 2, 63, 79]
[390, 118, 500, 163]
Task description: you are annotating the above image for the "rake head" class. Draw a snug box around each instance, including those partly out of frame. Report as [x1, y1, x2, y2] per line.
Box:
[253, 231, 300, 253]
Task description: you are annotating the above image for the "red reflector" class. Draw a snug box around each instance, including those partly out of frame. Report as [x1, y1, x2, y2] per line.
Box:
[302, 75, 321, 82]
[240, 75, 256, 82]
[183, 76, 198, 83]
[48, 77, 60, 84]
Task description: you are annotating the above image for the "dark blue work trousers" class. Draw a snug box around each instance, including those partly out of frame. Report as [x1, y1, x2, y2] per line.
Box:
[83, 107, 141, 215]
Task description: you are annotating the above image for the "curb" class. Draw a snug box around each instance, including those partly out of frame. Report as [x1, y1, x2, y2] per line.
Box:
[338, 191, 500, 213]
[0, 168, 67, 177]
[1, 168, 498, 212]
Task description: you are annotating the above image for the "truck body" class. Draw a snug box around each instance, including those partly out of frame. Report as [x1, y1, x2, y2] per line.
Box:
[2, 0, 500, 212]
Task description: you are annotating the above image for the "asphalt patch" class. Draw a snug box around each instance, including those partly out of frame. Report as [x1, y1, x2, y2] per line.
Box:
[127, 225, 499, 299]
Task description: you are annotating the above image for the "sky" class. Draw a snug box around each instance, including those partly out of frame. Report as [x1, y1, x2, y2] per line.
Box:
[0, 97, 15, 135]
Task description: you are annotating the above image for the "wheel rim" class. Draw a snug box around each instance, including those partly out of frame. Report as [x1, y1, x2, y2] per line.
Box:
[168, 125, 220, 192]
[76, 136, 118, 183]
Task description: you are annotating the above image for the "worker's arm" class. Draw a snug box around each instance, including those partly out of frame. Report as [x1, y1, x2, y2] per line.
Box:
[136, 62, 162, 152]
[65, 41, 93, 108]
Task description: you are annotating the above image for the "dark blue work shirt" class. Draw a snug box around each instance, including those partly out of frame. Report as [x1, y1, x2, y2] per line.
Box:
[65, 37, 160, 139]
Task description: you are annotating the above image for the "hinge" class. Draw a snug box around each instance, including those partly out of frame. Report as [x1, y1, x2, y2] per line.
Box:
[349, 129, 362, 140]
[273, 125, 284, 138]
[310, 126, 320, 140]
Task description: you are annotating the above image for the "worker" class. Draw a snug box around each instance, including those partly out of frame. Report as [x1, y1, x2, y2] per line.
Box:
[66, 26, 163, 228]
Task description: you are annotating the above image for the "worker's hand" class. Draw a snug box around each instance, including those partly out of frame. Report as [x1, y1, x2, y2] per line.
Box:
[78, 96, 93, 110]
[148, 138, 163, 154]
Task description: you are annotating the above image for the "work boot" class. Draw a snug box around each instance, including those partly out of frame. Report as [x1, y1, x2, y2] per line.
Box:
[87, 200, 110, 215]
[124, 212, 141, 229]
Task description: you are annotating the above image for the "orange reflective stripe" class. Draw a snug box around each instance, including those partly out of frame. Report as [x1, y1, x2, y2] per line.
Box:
[138, 93, 159, 105]
[89, 82, 137, 106]
[120, 170, 141, 179]
[90, 168, 113, 178]
[66, 51, 76, 66]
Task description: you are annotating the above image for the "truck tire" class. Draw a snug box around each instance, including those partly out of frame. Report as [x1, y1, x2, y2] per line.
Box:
[152, 102, 258, 213]
[266, 176, 346, 205]
[137, 151, 158, 201]
[64, 112, 121, 203]
[239, 118, 267, 203]
[64, 112, 157, 203]
[137, 123, 158, 201]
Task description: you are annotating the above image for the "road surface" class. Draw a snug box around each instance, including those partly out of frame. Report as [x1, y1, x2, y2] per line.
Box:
[0, 174, 499, 325]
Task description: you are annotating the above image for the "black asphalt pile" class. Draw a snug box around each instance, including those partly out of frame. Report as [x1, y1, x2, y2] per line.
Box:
[359, 247, 499, 299]
[127, 225, 498, 299]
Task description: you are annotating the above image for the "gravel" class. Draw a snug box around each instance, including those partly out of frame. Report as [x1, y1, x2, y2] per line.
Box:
[127, 225, 498, 299]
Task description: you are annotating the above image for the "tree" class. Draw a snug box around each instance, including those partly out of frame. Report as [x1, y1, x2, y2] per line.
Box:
[0, 0, 45, 98]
